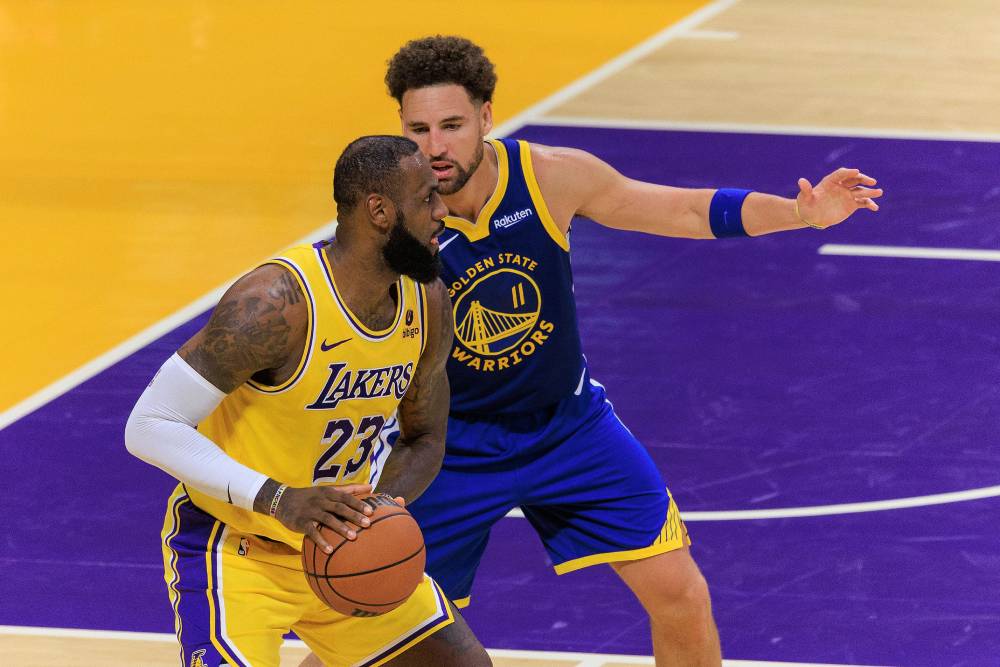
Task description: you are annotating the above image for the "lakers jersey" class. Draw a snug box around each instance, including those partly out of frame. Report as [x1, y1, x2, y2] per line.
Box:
[189, 241, 428, 549]
[440, 138, 584, 414]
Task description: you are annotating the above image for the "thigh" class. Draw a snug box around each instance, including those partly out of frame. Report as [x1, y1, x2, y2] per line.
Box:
[521, 390, 689, 574]
[406, 419, 519, 604]
[161, 488, 300, 667]
[296, 575, 459, 667]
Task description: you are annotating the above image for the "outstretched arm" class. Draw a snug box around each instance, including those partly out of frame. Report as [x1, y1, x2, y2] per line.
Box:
[375, 279, 454, 504]
[531, 144, 883, 239]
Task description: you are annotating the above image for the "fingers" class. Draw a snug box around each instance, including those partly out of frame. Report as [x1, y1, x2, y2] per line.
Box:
[857, 198, 880, 211]
[306, 520, 335, 554]
[339, 483, 373, 498]
[319, 498, 371, 530]
[394, 496, 406, 507]
[321, 486, 374, 516]
[797, 177, 813, 196]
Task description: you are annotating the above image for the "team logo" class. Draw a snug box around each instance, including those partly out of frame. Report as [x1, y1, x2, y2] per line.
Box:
[448, 253, 556, 373]
[189, 649, 207, 667]
[454, 268, 540, 355]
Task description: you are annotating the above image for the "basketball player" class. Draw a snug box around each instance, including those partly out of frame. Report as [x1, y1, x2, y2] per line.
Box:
[369, 37, 883, 667]
[125, 136, 491, 667]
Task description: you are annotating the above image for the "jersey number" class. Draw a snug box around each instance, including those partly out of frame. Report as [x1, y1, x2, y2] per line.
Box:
[313, 415, 386, 484]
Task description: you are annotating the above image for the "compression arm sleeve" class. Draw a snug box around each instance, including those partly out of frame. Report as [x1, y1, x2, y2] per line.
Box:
[124, 353, 269, 511]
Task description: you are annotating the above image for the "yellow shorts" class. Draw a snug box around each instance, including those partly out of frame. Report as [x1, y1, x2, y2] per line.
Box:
[160, 485, 454, 667]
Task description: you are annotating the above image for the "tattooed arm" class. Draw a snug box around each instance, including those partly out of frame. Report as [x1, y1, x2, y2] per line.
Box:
[179, 263, 307, 392]
[375, 279, 454, 504]
[125, 264, 374, 545]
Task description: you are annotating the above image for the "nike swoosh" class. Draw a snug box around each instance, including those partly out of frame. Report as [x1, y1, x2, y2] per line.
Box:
[321, 337, 351, 352]
[226, 484, 233, 504]
[438, 234, 459, 252]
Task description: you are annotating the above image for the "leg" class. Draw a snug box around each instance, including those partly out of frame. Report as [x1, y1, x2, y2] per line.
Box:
[382, 601, 491, 666]
[297, 602, 490, 667]
[613, 546, 721, 667]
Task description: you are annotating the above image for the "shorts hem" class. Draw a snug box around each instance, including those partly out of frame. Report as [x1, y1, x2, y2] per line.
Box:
[552, 536, 690, 575]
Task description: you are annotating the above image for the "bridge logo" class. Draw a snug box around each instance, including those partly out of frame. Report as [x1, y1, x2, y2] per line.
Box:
[452, 268, 541, 356]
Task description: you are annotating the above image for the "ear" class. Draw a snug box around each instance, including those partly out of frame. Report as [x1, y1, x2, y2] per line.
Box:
[481, 101, 493, 136]
[364, 194, 394, 234]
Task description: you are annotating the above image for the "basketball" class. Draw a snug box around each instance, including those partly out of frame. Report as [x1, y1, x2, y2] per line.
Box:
[301, 493, 426, 617]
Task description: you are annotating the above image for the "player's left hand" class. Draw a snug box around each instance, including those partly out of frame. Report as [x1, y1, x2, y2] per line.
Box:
[796, 167, 883, 229]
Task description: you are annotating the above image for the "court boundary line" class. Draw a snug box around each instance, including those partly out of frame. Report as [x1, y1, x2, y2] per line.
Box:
[506, 484, 1000, 522]
[0, 221, 339, 432]
[0, 625, 891, 667]
[819, 244, 1000, 262]
[528, 115, 1000, 144]
[491, 0, 741, 137]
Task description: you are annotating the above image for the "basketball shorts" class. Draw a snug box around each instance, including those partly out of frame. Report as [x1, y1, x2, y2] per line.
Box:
[160, 485, 454, 667]
[405, 372, 690, 605]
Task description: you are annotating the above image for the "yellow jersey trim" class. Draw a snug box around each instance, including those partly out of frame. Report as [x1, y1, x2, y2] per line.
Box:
[368, 579, 456, 666]
[246, 257, 316, 393]
[518, 140, 570, 252]
[205, 523, 242, 667]
[443, 139, 509, 243]
[553, 494, 690, 575]
[161, 486, 187, 645]
[318, 245, 404, 340]
[452, 596, 471, 609]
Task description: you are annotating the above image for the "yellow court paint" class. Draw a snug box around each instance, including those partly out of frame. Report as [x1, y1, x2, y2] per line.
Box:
[0, 1, 708, 411]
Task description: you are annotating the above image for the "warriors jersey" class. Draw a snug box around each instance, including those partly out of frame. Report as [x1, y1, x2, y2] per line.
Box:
[189, 241, 427, 549]
[440, 138, 584, 414]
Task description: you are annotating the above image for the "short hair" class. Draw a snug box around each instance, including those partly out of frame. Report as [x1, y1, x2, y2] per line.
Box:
[386, 35, 497, 104]
[333, 135, 420, 215]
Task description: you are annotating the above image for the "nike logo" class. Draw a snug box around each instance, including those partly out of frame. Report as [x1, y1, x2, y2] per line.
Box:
[438, 234, 459, 252]
[226, 484, 233, 504]
[321, 337, 351, 352]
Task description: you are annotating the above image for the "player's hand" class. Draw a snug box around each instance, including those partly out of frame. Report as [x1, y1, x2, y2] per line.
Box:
[274, 483, 374, 553]
[796, 167, 883, 229]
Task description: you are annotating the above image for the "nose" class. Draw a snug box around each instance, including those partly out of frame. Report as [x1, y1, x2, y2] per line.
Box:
[432, 195, 449, 221]
[427, 128, 445, 158]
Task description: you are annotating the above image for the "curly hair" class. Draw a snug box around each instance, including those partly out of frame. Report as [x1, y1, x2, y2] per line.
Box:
[386, 35, 497, 104]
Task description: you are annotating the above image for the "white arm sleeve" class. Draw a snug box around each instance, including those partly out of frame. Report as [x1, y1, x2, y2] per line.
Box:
[124, 353, 269, 511]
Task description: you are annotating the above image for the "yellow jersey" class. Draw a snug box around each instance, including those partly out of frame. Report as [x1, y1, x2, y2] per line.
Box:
[189, 242, 428, 549]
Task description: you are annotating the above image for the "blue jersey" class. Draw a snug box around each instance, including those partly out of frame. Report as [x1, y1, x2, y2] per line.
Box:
[439, 138, 584, 414]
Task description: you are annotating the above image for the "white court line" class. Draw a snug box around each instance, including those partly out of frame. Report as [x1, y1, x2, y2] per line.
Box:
[0, 625, 892, 667]
[492, 0, 741, 137]
[530, 115, 1000, 144]
[0, 220, 339, 432]
[680, 29, 740, 40]
[507, 484, 1000, 521]
[819, 244, 1000, 262]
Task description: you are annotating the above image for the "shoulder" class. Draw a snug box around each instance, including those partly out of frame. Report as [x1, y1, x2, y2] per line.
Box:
[418, 278, 454, 362]
[523, 142, 620, 226]
[178, 262, 309, 392]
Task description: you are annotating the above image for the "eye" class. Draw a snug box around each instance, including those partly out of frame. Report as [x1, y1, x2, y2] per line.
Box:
[443, 123, 460, 131]
[410, 127, 428, 134]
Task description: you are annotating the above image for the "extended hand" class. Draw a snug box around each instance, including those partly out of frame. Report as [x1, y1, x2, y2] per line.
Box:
[797, 167, 883, 229]
[274, 483, 374, 553]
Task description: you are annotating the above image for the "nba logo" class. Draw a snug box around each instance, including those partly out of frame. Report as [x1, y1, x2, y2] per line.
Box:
[405, 309, 413, 326]
[238, 537, 250, 556]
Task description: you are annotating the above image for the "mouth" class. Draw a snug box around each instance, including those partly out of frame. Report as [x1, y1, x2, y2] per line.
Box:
[429, 224, 446, 246]
[431, 161, 455, 179]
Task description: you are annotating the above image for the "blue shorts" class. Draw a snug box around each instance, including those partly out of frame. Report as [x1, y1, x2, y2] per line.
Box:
[403, 373, 689, 605]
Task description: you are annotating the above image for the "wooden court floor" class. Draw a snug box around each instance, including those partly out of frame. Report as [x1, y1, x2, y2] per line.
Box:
[4, 0, 999, 664]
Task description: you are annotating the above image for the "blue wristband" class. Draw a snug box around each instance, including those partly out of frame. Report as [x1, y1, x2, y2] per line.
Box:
[709, 188, 753, 238]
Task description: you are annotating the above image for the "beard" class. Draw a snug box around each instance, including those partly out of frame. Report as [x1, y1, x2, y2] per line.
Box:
[435, 139, 484, 195]
[382, 209, 442, 284]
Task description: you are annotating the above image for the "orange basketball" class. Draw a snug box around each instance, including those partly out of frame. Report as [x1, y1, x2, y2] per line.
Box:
[302, 494, 426, 616]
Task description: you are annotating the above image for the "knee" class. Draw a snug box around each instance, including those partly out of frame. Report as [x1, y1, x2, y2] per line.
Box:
[648, 569, 713, 625]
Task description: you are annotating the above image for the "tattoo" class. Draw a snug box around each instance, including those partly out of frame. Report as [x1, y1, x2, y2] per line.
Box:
[179, 265, 306, 393]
